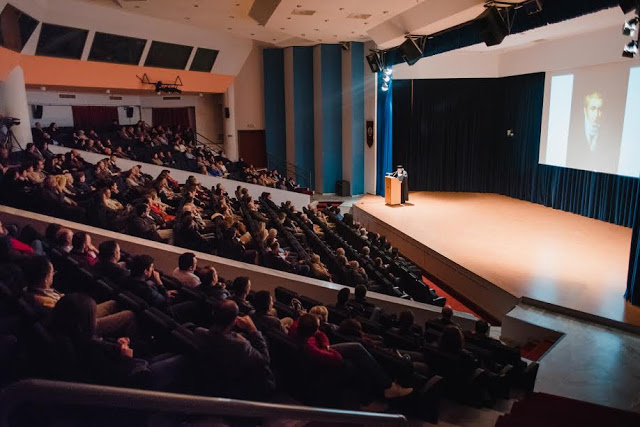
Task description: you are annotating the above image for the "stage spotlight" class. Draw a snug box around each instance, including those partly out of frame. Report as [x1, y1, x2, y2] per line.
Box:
[383, 74, 391, 83]
[366, 52, 382, 73]
[381, 82, 389, 91]
[623, 39, 638, 57]
[384, 67, 392, 76]
[623, 16, 639, 36]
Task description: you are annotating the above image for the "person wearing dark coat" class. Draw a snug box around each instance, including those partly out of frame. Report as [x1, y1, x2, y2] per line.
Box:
[93, 240, 129, 285]
[195, 300, 275, 400]
[126, 203, 163, 242]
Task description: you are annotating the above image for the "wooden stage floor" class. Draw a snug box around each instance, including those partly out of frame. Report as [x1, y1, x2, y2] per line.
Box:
[354, 192, 640, 328]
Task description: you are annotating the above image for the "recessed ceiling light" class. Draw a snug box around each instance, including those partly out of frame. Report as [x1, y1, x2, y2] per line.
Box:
[314, 28, 319, 31]
[324, 19, 329, 22]
[287, 17, 291, 20]
[301, 33, 305, 36]
[194, 4, 199, 7]
[185, 17, 190, 20]
[339, 7, 344, 10]
[272, 38, 276, 41]
[227, 27, 232, 30]
[134, 5, 140, 8]
[229, 16, 235, 18]
[383, 11, 388, 14]
[280, 27, 285, 30]
[251, 33, 255, 36]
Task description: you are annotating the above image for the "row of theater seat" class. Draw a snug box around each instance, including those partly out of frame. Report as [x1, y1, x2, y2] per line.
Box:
[270, 285, 538, 408]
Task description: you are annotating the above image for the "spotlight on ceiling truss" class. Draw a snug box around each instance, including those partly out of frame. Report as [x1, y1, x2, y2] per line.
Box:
[366, 51, 385, 73]
[137, 73, 183, 94]
[621, 3, 640, 58]
[623, 16, 639, 36]
[623, 39, 638, 58]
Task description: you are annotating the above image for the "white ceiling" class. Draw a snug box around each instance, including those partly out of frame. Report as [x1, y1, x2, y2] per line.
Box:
[84, 0, 424, 46]
[462, 7, 627, 53]
[70, 0, 628, 53]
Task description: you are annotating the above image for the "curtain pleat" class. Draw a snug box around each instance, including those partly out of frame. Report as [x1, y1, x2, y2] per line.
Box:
[71, 106, 118, 131]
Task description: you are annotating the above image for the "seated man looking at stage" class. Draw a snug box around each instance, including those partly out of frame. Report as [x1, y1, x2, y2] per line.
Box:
[251, 290, 286, 334]
[172, 252, 201, 289]
[93, 240, 129, 284]
[24, 255, 138, 338]
[195, 300, 275, 400]
[427, 305, 459, 331]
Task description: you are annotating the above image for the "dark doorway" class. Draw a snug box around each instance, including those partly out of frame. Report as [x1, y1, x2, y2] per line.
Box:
[238, 130, 267, 169]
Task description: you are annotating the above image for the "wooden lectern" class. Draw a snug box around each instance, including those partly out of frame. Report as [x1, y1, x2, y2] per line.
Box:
[385, 176, 401, 205]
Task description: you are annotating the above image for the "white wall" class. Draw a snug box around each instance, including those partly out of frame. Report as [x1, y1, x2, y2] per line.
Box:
[25, 90, 224, 142]
[26, 90, 143, 128]
[234, 43, 265, 131]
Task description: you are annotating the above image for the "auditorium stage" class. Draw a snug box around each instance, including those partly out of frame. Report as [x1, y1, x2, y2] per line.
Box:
[353, 192, 640, 329]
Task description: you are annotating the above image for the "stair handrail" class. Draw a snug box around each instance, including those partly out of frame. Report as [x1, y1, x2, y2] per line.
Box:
[0, 379, 407, 426]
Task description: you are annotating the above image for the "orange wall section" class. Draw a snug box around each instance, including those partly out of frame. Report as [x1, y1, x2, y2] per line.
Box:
[0, 47, 234, 93]
[0, 48, 21, 81]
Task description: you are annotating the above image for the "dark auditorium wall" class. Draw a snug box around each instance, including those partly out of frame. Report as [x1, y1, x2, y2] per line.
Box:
[392, 73, 640, 228]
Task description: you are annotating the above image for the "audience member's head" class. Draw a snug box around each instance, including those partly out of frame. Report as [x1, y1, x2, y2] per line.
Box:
[397, 310, 415, 330]
[354, 285, 367, 301]
[440, 325, 464, 353]
[135, 203, 149, 217]
[475, 319, 490, 337]
[25, 256, 54, 291]
[232, 276, 251, 298]
[297, 313, 320, 339]
[336, 248, 346, 257]
[55, 228, 73, 250]
[337, 255, 348, 267]
[199, 266, 219, 287]
[211, 300, 239, 332]
[337, 287, 350, 306]
[252, 290, 273, 314]
[361, 246, 370, 256]
[97, 240, 120, 263]
[71, 231, 90, 253]
[442, 305, 453, 322]
[339, 318, 363, 337]
[178, 252, 197, 272]
[309, 305, 329, 323]
[51, 293, 97, 341]
[130, 255, 154, 279]
[44, 223, 62, 243]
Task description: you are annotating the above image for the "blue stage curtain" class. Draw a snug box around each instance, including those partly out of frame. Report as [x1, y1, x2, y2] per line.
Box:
[627, 192, 640, 305]
[376, 71, 393, 196]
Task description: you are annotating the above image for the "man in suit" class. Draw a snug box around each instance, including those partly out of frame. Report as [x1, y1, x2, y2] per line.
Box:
[195, 300, 275, 400]
[394, 165, 409, 203]
[126, 203, 163, 242]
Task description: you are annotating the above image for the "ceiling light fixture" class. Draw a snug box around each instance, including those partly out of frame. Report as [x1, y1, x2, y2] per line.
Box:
[137, 73, 183, 95]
